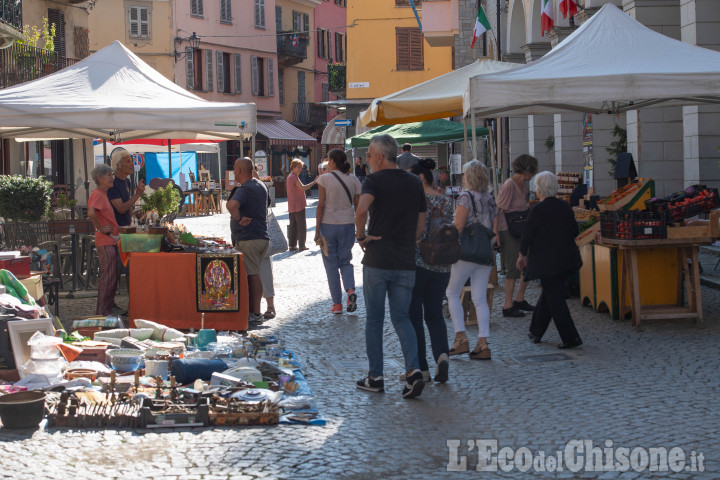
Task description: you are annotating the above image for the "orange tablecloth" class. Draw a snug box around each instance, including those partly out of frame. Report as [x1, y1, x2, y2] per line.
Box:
[128, 252, 248, 331]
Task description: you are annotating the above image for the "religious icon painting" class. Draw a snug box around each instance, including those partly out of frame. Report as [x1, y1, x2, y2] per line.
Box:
[196, 253, 240, 312]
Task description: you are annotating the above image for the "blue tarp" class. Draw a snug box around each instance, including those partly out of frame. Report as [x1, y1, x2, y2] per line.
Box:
[144, 152, 197, 186]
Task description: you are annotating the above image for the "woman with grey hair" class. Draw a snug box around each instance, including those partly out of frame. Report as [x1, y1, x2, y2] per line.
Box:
[445, 160, 497, 360]
[495, 154, 538, 317]
[517, 171, 583, 349]
[87, 164, 120, 316]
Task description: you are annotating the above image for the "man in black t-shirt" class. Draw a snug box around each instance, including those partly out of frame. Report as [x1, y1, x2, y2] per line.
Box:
[354, 133, 427, 399]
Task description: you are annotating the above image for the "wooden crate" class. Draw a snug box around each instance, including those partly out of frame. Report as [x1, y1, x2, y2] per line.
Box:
[575, 223, 601, 247]
[597, 180, 654, 212]
[666, 210, 719, 240]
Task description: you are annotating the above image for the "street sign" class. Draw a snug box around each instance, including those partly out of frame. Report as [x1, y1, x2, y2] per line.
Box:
[334, 119, 352, 127]
[132, 153, 144, 172]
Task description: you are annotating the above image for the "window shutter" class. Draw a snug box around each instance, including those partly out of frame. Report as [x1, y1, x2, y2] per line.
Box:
[140, 8, 149, 37]
[292, 11, 300, 32]
[129, 7, 138, 36]
[279, 68, 284, 106]
[327, 32, 332, 60]
[409, 29, 424, 70]
[191, 0, 197, 15]
[199, 0, 204, 16]
[186, 47, 194, 89]
[317, 29, 324, 58]
[251, 56, 259, 95]
[297, 71, 305, 104]
[396, 28, 410, 70]
[234, 54, 242, 93]
[267, 58, 274, 97]
[259, 0, 265, 28]
[303, 13, 309, 34]
[206, 49, 213, 92]
[275, 5, 282, 32]
[322, 82, 329, 102]
[216, 51, 224, 93]
[48, 9, 66, 59]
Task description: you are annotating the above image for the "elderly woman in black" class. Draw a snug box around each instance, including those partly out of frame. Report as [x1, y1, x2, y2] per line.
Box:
[516, 171, 583, 349]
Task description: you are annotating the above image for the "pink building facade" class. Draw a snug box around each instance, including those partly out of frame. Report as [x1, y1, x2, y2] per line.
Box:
[173, 0, 280, 118]
[313, 0, 346, 121]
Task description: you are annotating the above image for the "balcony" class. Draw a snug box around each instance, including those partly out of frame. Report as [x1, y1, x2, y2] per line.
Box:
[0, 43, 80, 88]
[328, 63, 345, 94]
[293, 103, 328, 128]
[276, 32, 308, 66]
[422, 0, 459, 47]
[0, 0, 23, 49]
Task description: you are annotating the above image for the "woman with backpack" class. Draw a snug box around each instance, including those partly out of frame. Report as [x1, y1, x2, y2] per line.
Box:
[408, 158, 454, 383]
[446, 160, 498, 360]
[314, 149, 362, 314]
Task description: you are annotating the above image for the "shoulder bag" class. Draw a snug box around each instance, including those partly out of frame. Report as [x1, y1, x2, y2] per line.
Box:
[504, 180, 529, 239]
[459, 192, 496, 266]
[266, 209, 288, 256]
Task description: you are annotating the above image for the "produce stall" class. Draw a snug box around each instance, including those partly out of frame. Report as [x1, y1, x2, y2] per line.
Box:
[575, 180, 719, 327]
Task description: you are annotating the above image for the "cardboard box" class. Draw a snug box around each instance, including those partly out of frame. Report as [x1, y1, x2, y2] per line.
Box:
[0, 256, 31, 277]
[19, 275, 44, 301]
[75, 345, 108, 363]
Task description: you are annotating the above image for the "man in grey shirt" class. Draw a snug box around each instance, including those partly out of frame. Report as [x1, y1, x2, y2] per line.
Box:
[396, 143, 421, 170]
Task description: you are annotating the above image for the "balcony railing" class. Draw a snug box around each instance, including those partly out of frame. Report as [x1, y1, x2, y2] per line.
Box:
[276, 32, 308, 66]
[0, 43, 80, 88]
[293, 103, 328, 127]
[1, 0, 22, 31]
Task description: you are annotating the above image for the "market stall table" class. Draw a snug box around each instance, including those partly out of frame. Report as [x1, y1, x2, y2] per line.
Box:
[128, 252, 249, 331]
[602, 237, 714, 328]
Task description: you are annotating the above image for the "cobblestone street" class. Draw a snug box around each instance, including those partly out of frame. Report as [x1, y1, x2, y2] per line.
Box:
[1, 197, 719, 479]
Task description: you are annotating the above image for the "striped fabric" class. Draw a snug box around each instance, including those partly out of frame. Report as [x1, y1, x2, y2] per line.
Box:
[96, 245, 119, 316]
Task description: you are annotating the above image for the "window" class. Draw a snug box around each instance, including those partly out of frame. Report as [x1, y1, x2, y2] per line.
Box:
[255, 0, 266, 29]
[395, 0, 421, 5]
[275, 5, 282, 32]
[48, 9, 66, 59]
[278, 68, 284, 106]
[292, 10, 309, 34]
[233, 54, 242, 93]
[396, 27, 423, 71]
[318, 29, 332, 59]
[216, 51, 231, 93]
[186, 47, 206, 90]
[191, 0, 203, 17]
[220, 0, 232, 24]
[193, 49, 204, 90]
[334, 0, 346, 6]
[322, 82, 329, 102]
[251, 56, 274, 97]
[205, 49, 213, 91]
[334, 32, 345, 63]
[129, 6, 150, 38]
[297, 71, 305, 104]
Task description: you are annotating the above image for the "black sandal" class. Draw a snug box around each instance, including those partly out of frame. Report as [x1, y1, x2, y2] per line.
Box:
[263, 307, 276, 319]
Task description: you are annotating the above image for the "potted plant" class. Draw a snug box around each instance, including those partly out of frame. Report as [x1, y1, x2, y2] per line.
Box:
[140, 185, 182, 227]
[15, 19, 55, 75]
[0, 175, 52, 247]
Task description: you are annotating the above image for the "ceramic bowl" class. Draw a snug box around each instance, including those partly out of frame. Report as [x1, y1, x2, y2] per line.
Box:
[106, 348, 145, 372]
[64, 368, 99, 381]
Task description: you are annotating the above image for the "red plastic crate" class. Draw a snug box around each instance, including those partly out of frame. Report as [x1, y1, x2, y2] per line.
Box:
[600, 211, 666, 240]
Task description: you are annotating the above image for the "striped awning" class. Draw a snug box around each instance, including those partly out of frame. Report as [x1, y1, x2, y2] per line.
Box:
[257, 119, 317, 147]
[321, 114, 345, 145]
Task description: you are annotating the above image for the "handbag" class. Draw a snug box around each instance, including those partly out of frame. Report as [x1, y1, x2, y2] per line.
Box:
[459, 192, 496, 266]
[418, 197, 461, 265]
[505, 210, 529, 239]
[266, 210, 288, 256]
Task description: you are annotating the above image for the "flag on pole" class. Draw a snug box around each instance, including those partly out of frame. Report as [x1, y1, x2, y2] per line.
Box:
[541, 0, 554, 37]
[559, 0, 577, 19]
[471, 5, 492, 48]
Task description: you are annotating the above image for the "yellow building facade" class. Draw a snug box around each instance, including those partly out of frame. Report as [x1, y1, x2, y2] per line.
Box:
[276, 0, 320, 122]
[88, 0, 174, 81]
[346, 0, 453, 100]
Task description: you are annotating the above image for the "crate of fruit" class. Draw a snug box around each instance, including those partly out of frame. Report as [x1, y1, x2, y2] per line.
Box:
[645, 185, 719, 223]
[597, 180, 654, 212]
[600, 210, 666, 240]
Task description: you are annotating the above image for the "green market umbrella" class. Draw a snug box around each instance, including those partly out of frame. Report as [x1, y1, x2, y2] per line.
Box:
[346, 119, 489, 149]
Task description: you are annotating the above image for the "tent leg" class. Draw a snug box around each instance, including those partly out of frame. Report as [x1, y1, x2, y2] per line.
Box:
[463, 116, 468, 167]
[82, 139, 89, 205]
[488, 121, 498, 198]
[251, 135, 256, 162]
[471, 110, 478, 160]
[168, 140, 172, 180]
[103, 140, 108, 165]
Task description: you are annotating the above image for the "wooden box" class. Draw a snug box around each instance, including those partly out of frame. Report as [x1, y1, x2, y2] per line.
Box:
[666, 209, 719, 240]
[597, 180, 654, 212]
[75, 345, 108, 363]
[575, 223, 601, 247]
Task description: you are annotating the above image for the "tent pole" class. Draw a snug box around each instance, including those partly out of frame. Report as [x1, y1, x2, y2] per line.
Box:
[471, 109, 478, 160]
[488, 121, 498, 198]
[463, 116, 468, 165]
[103, 140, 108, 165]
[496, 117, 503, 182]
[82, 139, 90, 205]
[251, 135, 256, 161]
[168, 140, 172, 180]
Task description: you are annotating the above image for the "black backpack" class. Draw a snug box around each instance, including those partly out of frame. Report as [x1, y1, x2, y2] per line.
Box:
[418, 197, 461, 266]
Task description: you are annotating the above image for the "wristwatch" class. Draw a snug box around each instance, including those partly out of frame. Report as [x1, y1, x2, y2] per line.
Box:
[356, 236, 366, 242]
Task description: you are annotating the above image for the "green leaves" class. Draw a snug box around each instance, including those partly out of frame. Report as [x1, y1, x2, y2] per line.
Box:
[0, 175, 52, 222]
[140, 185, 181, 219]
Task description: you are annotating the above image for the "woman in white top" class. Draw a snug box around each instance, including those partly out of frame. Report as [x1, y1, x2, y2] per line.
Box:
[315, 149, 362, 314]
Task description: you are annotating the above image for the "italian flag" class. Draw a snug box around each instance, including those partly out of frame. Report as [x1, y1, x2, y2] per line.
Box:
[559, 0, 578, 19]
[471, 5, 491, 48]
[541, 0, 554, 37]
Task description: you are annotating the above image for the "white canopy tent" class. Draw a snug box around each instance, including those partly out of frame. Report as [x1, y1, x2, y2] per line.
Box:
[0, 40, 256, 141]
[463, 3, 720, 118]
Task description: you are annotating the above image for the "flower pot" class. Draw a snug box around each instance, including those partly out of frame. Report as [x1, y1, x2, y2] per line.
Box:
[0, 391, 46, 429]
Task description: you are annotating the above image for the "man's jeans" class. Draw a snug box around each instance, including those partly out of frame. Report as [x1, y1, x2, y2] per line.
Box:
[320, 223, 356, 305]
[363, 266, 419, 378]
